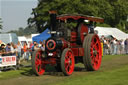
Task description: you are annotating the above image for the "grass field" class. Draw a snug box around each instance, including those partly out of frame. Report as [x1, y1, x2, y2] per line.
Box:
[0, 55, 128, 85]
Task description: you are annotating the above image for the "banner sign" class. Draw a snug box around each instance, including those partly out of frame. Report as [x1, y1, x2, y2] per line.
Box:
[0, 56, 16, 67]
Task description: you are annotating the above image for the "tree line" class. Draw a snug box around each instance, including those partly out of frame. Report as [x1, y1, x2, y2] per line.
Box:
[28, 0, 128, 33]
[3, 0, 128, 35]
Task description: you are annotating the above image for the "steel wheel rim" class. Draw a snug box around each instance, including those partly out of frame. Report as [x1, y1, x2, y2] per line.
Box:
[90, 35, 102, 70]
[35, 51, 45, 75]
[64, 50, 74, 75]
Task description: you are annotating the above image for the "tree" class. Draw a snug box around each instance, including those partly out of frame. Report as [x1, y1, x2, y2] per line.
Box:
[8, 25, 37, 36]
[28, 0, 128, 33]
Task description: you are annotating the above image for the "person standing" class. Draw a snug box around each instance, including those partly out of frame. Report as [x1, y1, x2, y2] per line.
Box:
[124, 38, 128, 54]
[110, 39, 114, 55]
[17, 42, 22, 64]
[23, 42, 28, 61]
[0, 44, 6, 56]
[103, 38, 108, 55]
[113, 38, 117, 55]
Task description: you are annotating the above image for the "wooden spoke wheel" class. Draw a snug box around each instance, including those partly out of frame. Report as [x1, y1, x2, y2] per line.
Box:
[32, 50, 45, 76]
[61, 48, 75, 76]
[83, 34, 102, 71]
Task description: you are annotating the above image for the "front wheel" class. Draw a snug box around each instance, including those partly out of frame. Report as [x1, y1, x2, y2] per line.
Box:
[61, 48, 75, 76]
[31, 50, 45, 76]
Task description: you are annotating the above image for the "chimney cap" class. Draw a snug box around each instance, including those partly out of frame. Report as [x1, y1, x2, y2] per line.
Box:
[49, 11, 57, 14]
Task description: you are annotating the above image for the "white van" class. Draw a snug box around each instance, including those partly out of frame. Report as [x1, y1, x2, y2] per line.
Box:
[18, 36, 29, 48]
[0, 33, 18, 44]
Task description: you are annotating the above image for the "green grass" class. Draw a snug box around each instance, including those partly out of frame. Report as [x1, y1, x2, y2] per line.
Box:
[50, 64, 128, 85]
[47, 54, 128, 85]
[102, 54, 127, 61]
[0, 67, 31, 80]
[0, 54, 128, 85]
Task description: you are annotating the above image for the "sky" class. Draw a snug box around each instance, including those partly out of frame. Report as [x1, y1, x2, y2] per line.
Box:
[0, 0, 38, 32]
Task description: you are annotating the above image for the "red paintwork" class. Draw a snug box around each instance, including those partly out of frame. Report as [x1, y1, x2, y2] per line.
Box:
[35, 51, 45, 75]
[90, 35, 102, 70]
[70, 32, 77, 47]
[78, 48, 84, 56]
[60, 38, 68, 49]
[57, 14, 104, 22]
[71, 48, 79, 56]
[70, 32, 77, 42]
[42, 58, 56, 65]
[79, 24, 88, 43]
[64, 49, 75, 75]
[70, 48, 84, 57]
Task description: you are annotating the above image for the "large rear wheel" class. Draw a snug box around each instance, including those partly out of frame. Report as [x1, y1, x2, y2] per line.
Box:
[32, 50, 45, 76]
[61, 48, 75, 76]
[83, 34, 102, 71]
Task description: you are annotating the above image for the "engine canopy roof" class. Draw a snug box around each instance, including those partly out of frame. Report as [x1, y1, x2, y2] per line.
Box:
[56, 14, 104, 23]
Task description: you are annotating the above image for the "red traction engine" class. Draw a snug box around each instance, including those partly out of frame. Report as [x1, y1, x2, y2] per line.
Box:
[32, 11, 104, 76]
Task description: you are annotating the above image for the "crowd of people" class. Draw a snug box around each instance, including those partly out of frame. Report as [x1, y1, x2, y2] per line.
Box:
[1, 35, 128, 71]
[0, 40, 45, 69]
[100, 35, 128, 55]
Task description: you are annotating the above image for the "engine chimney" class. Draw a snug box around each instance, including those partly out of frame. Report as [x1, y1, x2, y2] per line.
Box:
[49, 11, 57, 33]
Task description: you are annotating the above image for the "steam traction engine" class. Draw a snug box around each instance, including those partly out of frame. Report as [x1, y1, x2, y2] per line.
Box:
[32, 11, 104, 76]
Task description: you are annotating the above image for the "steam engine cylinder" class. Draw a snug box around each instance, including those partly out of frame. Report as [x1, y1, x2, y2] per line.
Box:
[45, 38, 68, 52]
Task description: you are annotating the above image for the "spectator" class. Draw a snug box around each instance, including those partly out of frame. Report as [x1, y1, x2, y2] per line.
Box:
[118, 40, 124, 54]
[110, 39, 114, 55]
[29, 41, 33, 50]
[17, 41, 22, 64]
[41, 43, 45, 51]
[113, 38, 118, 55]
[124, 38, 128, 54]
[34, 43, 39, 50]
[32, 41, 37, 51]
[39, 41, 42, 47]
[22, 42, 29, 61]
[0, 40, 6, 47]
[41, 43, 45, 58]
[103, 38, 108, 55]
[0, 44, 6, 56]
[107, 39, 111, 55]
[5, 43, 14, 55]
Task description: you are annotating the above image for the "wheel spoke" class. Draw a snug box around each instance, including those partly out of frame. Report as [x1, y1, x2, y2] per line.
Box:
[65, 59, 69, 64]
[36, 58, 41, 64]
[65, 63, 70, 72]
[94, 57, 99, 64]
[69, 65, 73, 71]
[94, 42, 98, 49]
[37, 65, 40, 72]
[65, 55, 69, 60]
[91, 56, 95, 64]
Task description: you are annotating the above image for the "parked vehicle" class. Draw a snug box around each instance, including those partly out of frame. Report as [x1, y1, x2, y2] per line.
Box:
[0, 33, 18, 44]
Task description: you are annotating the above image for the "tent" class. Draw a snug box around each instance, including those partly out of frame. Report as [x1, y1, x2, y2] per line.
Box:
[95, 27, 128, 40]
[32, 28, 51, 43]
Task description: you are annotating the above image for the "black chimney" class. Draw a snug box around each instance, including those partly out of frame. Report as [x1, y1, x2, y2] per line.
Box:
[49, 11, 57, 32]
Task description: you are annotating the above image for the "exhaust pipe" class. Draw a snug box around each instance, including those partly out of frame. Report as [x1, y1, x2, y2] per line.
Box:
[49, 11, 57, 36]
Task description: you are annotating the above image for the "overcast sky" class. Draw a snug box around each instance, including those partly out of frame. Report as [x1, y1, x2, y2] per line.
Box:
[0, 0, 38, 32]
